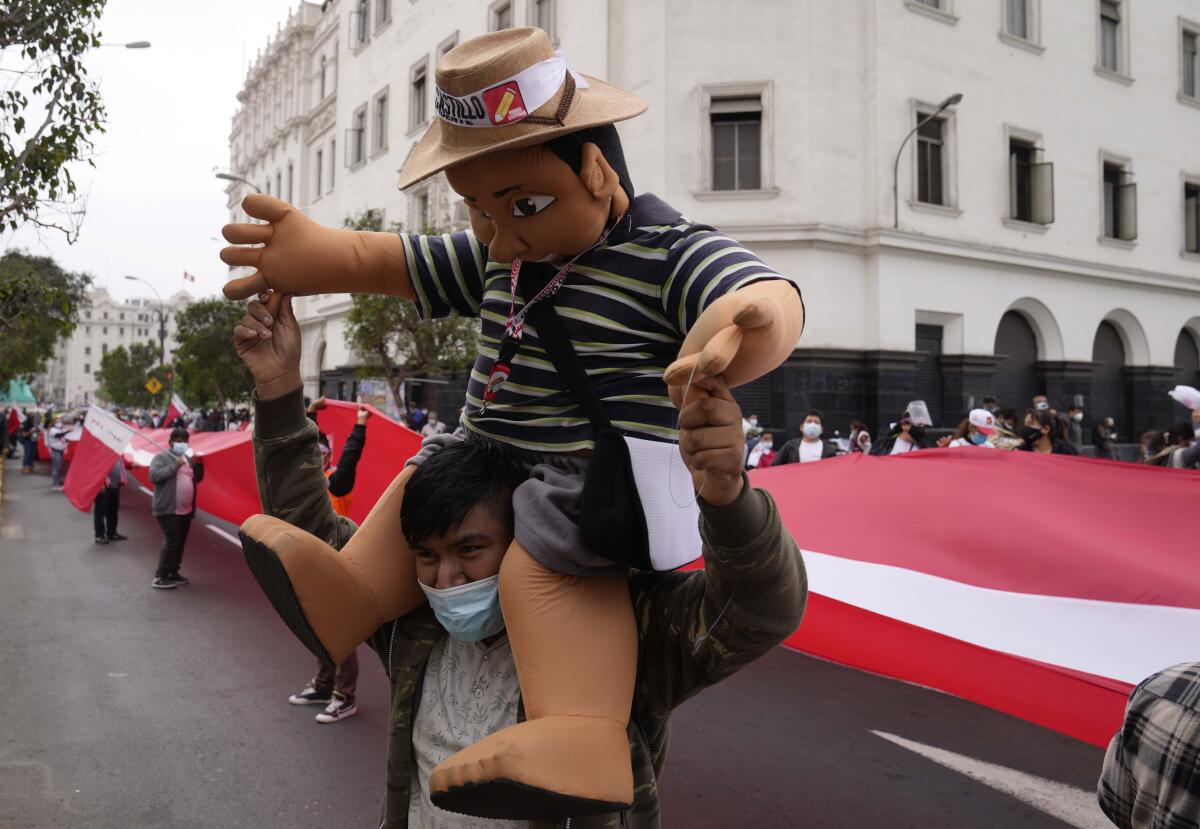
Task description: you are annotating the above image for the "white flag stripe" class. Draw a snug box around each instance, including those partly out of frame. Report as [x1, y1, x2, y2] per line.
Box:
[83, 406, 135, 455]
[803, 549, 1200, 685]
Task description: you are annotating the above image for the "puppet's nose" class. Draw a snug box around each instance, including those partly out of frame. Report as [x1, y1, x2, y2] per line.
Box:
[487, 223, 529, 263]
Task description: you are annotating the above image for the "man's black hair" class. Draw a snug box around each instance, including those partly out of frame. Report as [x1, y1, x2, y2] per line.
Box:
[544, 124, 635, 205]
[1168, 421, 1194, 446]
[169, 427, 189, 443]
[400, 439, 527, 547]
[803, 409, 823, 425]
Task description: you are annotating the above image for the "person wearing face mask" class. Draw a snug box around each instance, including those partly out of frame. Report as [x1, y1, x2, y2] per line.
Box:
[1156, 419, 1200, 469]
[1093, 417, 1119, 461]
[1065, 405, 1085, 451]
[773, 410, 837, 465]
[148, 427, 205, 589]
[944, 409, 996, 448]
[871, 413, 928, 456]
[48, 415, 71, 489]
[234, 300, 807, 828]
[745, 430, 775, 468]
[1018, 409, 1078, 456]
[848, 420, 872, 455]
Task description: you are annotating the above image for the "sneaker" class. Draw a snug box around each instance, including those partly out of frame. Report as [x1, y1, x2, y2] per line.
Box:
[107, 533, 128, 541]
[168, 572, 189, 585]
[315, 695, 358, 724]
[95, 536, 109, 545]
[151, 577, 177, 589]
[288, 684, 333, 706]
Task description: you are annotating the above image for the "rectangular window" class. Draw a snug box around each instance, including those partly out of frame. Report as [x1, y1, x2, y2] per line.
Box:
[102, 343, 108, 354]
[287, 162, 294, 202]
[315, 149, 323, 197]
[102, 326, 107, 334]
[275, 171, 282, 198]
[374, 90, 388, 151]
[490, 1, 512, 31]
[710, 97, 761, 191]
[1100, 1, 1121, 72]
[1005, 0, 1028, 39]
[84, 363, 90, 374]
[438, 34, 459, 61]
[534, 0, 555, 37]
[1103, 161, 1137, 241]
[329, 139, 336, 189]
[416, 192, 430, 231]
[916, 115, 945, 206]
[1184, 29, 1198, 99]
[354, 0, 370, 45]
[376, 0, 390, 26]
[1185, 183, 1200, 254]
[914, 0, 941, 6]
[84, 346, 91, 355]
[347, 108, 366, 166]
[410, 61, 427, 129]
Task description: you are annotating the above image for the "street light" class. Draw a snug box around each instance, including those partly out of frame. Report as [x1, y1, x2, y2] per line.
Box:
[101, 41, 152, 48]
[124, 275, 168, 376]
[892, 93, 963, 230]
[215, 172, 262, 193]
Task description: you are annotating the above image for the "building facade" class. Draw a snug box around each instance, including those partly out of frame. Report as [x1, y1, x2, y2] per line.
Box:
[40, 287, 193, 406]
[226, 0, 1200, 439]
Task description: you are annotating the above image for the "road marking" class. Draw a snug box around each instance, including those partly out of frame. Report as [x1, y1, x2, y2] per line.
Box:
[206, 524, 241, 547]
[871, 731, 1109, 829]
[138, 486, 153, 496]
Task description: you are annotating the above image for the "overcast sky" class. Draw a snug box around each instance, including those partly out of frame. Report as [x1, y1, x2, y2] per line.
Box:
[2, 0, 298, 303]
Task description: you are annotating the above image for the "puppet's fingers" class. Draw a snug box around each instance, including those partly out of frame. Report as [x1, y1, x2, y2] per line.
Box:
[731, 295, 776, 329]
[697, 325, 743, 378]
[223, 271, 269, 300]
[664, 353, 702, 388]
[241, 193, 293, 223]
[221, 222, 273, 245]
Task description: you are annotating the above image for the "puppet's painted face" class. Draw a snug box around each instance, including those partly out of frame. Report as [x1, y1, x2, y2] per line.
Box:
[445, 143, 617, 264]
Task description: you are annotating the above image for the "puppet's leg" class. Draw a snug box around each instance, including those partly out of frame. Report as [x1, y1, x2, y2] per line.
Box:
[239, 466, 425, 665]
[430, 542, 636, 819]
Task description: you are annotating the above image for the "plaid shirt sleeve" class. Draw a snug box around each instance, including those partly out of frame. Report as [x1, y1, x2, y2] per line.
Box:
[1097, 661, 1200, 829]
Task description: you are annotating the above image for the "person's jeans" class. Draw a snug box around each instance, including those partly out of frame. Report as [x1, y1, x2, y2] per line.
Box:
[155, 514, 193, 578]
[51, 449, 64, 486]
[313, 650, 359, 705]
[21, 439, 36, 470]
[93, 487, 120, 538]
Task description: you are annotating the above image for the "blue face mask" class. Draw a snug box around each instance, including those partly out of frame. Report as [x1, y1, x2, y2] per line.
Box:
[171, 442, 189, 456]
[419, 575, 506, 642]
[970, 432, 989, 446]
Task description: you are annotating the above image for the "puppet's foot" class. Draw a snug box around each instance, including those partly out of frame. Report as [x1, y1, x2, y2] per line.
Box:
[240, 514, 383, 666]
[430, 716, 632, 819]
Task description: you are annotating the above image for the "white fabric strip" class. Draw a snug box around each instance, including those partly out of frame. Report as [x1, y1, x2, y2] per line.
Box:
[85, 405, 135, 454]
[434, 50, 589, 128]
[801, 548, 1200, 685]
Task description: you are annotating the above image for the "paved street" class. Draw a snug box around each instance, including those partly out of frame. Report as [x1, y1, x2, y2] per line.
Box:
[1, 458, 1111, 828]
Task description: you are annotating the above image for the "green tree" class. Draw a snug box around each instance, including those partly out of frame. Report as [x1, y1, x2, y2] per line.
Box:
[0, 0, 108, 239]
[342, 210, 478, 411]
[0, 249, 91, 387]
[94, 341, 166, 407]
[172, 298, 253, 409]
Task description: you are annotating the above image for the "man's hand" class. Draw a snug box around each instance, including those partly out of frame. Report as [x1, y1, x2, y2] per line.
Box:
[233, 289, 302, 400]
[307, 397, 327, 413]
[175, 455, 187, 468]
[356, 407, 370, 426]
[678, 377, 745, 508]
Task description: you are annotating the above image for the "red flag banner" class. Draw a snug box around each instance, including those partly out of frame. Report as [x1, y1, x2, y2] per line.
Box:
[742, 448, 1200, 747]
[165, 393, 189, 425]
[64, 406, 135, 511]
[125, 428, 257, 526]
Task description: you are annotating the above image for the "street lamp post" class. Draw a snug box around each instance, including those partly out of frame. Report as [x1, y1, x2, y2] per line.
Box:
[215, 172, 262, 193]
[100, 41, 152, 48]
[124, 275, 168, 402]
[892, 93, 964, 230]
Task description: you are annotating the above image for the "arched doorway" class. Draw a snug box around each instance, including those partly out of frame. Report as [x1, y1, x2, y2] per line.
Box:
[1175, 329, 1200, 387]
[992, 311, 1039, 412]
[1091, 321, 1128, 430]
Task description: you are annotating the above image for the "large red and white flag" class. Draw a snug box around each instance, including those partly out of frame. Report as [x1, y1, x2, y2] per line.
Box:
[63, 406, 135, 511]
[165, 392, 189, 426]
[6, 405, 23, 434]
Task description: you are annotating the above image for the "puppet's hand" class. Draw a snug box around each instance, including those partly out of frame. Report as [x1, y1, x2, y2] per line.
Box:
[665, 281, 803, 408]
[220, 195, 410, 301]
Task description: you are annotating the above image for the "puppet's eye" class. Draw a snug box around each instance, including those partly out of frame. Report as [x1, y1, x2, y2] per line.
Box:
[512, 195, 556, 217]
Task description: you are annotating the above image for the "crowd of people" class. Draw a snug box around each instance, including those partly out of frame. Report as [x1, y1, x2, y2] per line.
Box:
[740, 392, 1200, 470]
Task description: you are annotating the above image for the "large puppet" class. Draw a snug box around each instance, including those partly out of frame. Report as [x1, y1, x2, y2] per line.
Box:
[222, 28, 803, 819]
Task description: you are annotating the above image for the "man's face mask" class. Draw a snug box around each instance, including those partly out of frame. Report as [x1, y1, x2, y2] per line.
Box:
[419, 575, 506, 642]
[171, 442, 189, 456]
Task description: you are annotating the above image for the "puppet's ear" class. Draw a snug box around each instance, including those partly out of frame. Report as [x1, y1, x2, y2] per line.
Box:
[579, 143, 621, 201]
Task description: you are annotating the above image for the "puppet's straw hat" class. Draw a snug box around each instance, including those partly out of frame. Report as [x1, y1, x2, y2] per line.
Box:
[396, 27, 647, 190]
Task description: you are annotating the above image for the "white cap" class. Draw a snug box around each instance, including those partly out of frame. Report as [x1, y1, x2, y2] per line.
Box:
[968, 408, 996, 434]
[1168, 385, 1200, 411]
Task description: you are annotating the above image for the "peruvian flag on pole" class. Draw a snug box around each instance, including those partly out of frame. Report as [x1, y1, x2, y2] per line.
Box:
[6, 405, 23, 434]
[63, 406, 135, 511]
[165, 392, 189, 426]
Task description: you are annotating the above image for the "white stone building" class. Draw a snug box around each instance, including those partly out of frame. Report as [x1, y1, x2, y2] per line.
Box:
[226, 0, 1200, 438]
[40, 287, 193, 406]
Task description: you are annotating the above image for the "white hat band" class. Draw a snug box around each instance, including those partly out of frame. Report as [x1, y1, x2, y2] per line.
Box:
[434, 51, 589, 129]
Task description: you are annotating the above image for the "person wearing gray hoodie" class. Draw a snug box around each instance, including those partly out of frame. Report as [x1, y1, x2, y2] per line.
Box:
[148, 427, 204, 589]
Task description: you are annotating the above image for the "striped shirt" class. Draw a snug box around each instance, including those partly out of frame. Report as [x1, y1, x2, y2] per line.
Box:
[400, 193, 793, 452]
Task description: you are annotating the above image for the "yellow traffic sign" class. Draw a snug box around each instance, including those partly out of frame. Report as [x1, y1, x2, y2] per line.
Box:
[144, 376, 163, 395]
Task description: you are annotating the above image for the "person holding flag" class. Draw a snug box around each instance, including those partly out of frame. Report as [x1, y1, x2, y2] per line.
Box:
[165, 393, 190, 429]
[149, 427, 205, 589]
[64, 406, 136, 513]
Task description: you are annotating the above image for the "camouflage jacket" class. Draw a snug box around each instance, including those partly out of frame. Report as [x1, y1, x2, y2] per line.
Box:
[253, 388, 808, 829]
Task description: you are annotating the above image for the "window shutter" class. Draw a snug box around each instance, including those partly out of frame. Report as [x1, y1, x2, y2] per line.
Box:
[1031, 162, 1054, 225]
[344, 130, 355, 166]
[1008, 153, 1018, 218]
[710, 97, 761, 115]
[1186, 190, 1198, 253]
[1117, 182, 1137, 240]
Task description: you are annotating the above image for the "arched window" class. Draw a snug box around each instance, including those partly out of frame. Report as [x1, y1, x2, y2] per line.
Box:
[992, 310, 1039, 412]
[1091, 321, 1128, 430]
[1174, 328, 1200, 387]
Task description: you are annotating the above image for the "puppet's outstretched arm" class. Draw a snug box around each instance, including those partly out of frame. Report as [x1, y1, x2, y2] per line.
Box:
[664, 280, 804, 406]
[219, 194, 413, 301]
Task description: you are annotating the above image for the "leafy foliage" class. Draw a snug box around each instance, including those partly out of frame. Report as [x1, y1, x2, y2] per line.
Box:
[0, 0, 107, 238]
[95, 341, 166, 407]
[172, 298, 253, 409]
[342, 211, 478, 410]
[0, 249, 91, 387]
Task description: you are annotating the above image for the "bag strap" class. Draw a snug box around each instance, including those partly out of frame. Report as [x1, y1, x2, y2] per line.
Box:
[519, 267, 613, 433]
